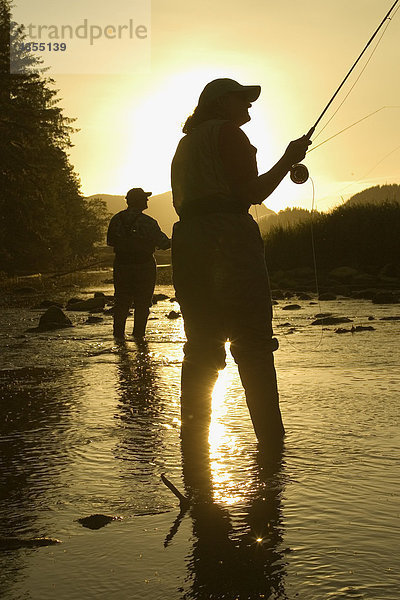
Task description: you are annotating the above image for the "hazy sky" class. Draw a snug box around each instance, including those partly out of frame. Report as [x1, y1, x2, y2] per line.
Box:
[15, 0, 400, 212]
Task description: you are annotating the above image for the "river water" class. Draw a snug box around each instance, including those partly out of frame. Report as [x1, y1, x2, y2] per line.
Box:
[0, 273, 399, 600]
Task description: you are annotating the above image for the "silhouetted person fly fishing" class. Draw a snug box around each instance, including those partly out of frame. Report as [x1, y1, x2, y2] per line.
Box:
[171, 78, 310, 448]
[107, 188, 170, 340]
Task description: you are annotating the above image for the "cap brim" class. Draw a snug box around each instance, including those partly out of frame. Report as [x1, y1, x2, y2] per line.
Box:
[145, 192, 152, 197]
[240, 85, 261, 102]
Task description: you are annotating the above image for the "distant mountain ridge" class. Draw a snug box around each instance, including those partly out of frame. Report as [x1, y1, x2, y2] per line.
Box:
[86, 191, 275, 236]
[344, 184, 400, 207]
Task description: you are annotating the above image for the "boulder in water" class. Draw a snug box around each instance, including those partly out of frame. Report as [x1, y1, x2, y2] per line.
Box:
[77, 514, 121, 530]
[37, 306, 73, 331]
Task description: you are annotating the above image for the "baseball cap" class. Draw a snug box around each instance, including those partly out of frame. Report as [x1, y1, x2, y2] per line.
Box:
[125, 188, 152, 203]
[198, 78, 261, 107]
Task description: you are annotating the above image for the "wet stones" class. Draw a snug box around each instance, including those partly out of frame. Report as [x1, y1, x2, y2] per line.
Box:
[32, 306, 73, 331]
[335, 325, 375, 334]
[152, 293, 170, 304]
[33, 299, 64, 309]
[0, 536, 62, 549]
[77, 514, 121, 530]
[167, 310, 181, 319]
[66, 296, 106, 311]
[85, 315, 104, 324]
[311, 316, 353, 326]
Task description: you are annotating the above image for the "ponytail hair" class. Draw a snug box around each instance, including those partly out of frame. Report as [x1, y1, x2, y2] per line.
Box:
[182, 99, 224, 134]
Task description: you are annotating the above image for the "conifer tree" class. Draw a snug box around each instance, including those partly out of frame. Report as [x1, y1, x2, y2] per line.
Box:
[0, 0, 109, 275]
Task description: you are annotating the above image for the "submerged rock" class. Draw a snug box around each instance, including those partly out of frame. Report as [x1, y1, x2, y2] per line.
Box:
[282, 304, 301, 310]
[66, 296, 106, 311]
[77, 514, 121, 530]
[85, 316, 103, 324]
[167, 310, 181, 319]
[0, 536, 61, 549]
[33, 300, 63, 309]
[311, 316, 352, 326]
[67, 297, 82, 305]
[152, 293, 169, 304]
[335, 325, 375, 334]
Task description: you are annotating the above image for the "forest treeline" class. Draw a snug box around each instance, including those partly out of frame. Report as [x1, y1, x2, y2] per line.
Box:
[0, 1, 109, 276]
[263, 188, 400, 276]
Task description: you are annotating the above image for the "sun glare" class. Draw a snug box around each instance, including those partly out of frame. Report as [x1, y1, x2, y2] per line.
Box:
[208, 345, 245, 505]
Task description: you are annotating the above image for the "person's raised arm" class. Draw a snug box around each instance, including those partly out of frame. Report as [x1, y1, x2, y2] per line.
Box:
[219, 123, 311, 205]
[248, 136, 311, 203]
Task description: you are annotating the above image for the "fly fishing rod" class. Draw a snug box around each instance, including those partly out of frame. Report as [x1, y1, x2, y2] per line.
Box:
[290, 0, 400, 184]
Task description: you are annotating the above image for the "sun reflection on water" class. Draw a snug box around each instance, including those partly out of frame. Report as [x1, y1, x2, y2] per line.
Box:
[208, 343, 246, 506]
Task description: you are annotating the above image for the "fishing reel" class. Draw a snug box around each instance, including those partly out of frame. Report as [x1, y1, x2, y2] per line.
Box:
[290, 163, 309, 184]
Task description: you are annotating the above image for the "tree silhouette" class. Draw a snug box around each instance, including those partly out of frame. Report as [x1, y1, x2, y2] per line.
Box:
[0, 0, 108, 275]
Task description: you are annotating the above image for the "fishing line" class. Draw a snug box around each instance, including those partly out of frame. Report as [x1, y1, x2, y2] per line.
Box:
[308, 106, 400, 154]
[290, 0, 400, 184]
[312, 7, 398, 142]
[338, 143, 400, 197]
[260, 178, 325, 352]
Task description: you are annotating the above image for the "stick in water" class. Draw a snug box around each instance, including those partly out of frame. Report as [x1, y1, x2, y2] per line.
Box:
[161, 473, 190, 511]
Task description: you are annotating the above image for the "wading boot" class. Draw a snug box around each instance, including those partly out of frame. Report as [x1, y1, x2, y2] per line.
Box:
[113, 317, 126, 341]
[132, 307, 150, 339]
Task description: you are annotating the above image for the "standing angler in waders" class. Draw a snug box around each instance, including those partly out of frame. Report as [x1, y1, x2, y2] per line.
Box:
[107, 187, 171, 341]
[171, 78, 310, 450]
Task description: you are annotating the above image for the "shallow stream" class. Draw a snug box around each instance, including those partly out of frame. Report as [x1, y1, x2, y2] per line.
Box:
[1, 273, 399, 599]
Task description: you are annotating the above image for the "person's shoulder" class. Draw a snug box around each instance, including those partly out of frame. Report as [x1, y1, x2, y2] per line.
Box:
[110, 209, 127, 221]
[108, 212, 121, 227]
[219, 121, 251, 144]
[140, 213, 159, 226]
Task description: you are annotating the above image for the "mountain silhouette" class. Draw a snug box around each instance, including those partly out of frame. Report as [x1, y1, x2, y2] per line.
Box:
[87, 191, 275, 236]
[343, 184, 400, 207]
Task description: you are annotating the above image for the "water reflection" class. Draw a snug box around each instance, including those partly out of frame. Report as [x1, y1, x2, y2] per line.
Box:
[113, 341, 179, 511]
[0, 367, 76, 530]
[114, 341, 162, 461]
[180, 372, 288, 600]
[0, 367, 77, 597]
